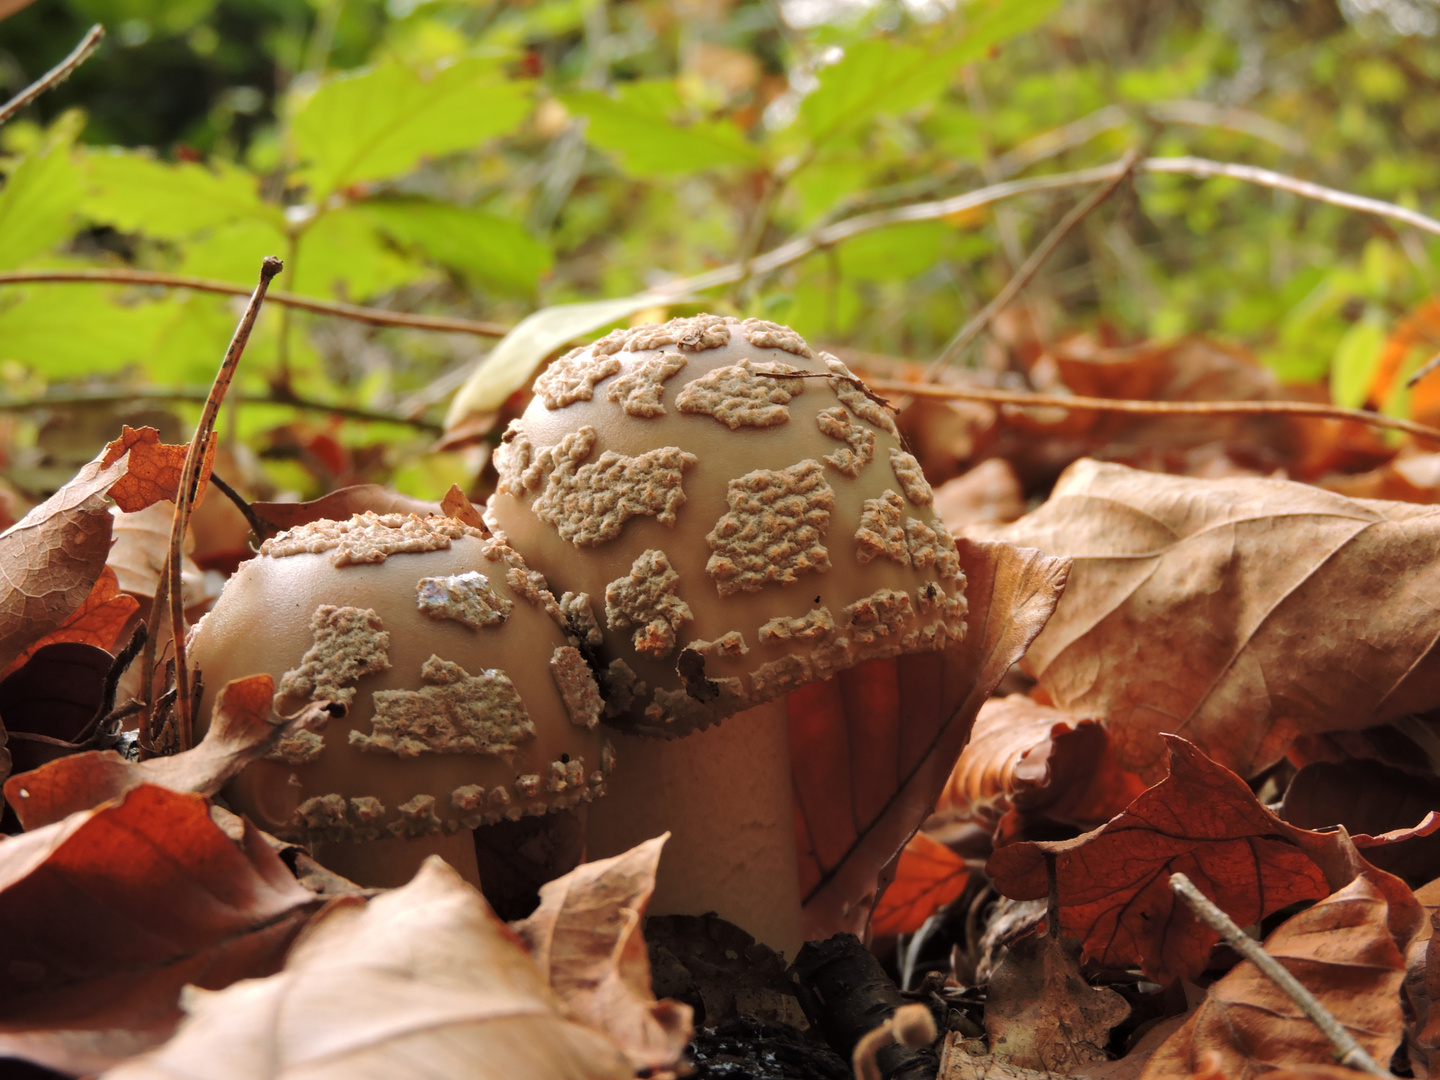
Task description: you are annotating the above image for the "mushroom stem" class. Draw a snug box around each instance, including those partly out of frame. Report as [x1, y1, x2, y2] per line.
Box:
[311, 829, 482, 891]
[585, 697, 804, 958]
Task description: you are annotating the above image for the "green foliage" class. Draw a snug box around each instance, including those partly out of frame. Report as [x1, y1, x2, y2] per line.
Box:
[0, 112, 84, 270]
[563, 81, 760, 175]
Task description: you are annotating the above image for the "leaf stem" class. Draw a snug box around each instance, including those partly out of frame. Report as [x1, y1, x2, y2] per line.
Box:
[0, 24, 104, 128]
[1168, 872, 1391, 1077]
[865, 378, 1440, 446]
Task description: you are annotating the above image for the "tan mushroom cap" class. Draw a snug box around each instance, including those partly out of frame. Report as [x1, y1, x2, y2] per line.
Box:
[485, 314, 968, 737]
[189, 512, 613, 848]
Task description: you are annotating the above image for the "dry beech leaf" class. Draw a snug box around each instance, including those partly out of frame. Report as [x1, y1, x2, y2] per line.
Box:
[105, 858, 634, 1080]
[0, 642, 113, 777]
[0, 452, 128, 673]
[792, 538, 1070, 940]
[514, 833, 693, 1075]
[0, 784, 321, 1076]
[101, 425, 215, 513]
[251, 484, 439, 535]
[870, 831, 970, 937]
[1142, 877, 1409, 1079]
[2, 566, 140, 677]
[936, 694, 1147, 834]
[108, 501, 210, 606]
[6, 674, 336, 829]
[973, 458, 1440, 781]
[985, 929, 1130, 1071]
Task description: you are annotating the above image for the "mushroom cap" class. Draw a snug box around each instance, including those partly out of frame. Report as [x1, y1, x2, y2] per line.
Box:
[484, 315, 968, 737]
[189, 511, 612, 843]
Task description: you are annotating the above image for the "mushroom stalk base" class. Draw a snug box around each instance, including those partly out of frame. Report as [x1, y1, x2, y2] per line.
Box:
[310, 829, 482, 891]
[585, 697, 804, 959]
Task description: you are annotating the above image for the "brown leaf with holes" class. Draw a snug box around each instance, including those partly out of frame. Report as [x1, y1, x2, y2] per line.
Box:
[936, 694, 1147, 834]
[792, 538, 1070, 941]
[101, 424, 214, 512]
[870, 830, 970, 937]
[5, 674, 336, 829]
[985, 929, 1130, 1071]
[1141, 877, 1413, 1078]
[0, 784, 322, 1076]
[973, 458, 1440, 781]
[515, 834, 692, 1075]
[1, 566, 139, 679]
[106, 858, 633, 1080]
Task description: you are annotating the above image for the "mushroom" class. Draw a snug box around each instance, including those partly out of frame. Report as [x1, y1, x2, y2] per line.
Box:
[485, 315, 967, 956]
[187, 510, 612, 889]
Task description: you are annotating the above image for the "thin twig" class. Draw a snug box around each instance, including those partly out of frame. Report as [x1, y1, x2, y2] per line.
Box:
[0, 384, 442, 430]
[1407, 350, 1440, 389]
[866, 378, 1440, 445]
[927, 149, 1140, 377]
[0, 269, 510, 337]
[0, 24, 103, 127]
[1168, 872, 1391, 1077]
[164, 256, 283, 752]
[207, 471, 273, 541]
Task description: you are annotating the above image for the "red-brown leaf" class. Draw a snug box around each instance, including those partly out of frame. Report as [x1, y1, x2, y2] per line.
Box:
[101, 424, 215, 512]
[870, 830, 970, 937]
[1, 566, 139, 679]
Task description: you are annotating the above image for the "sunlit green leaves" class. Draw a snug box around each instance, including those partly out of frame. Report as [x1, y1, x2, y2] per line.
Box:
[359, 199, 552, 295]
[288, 57, 532, 198]
[1330, 311, 1388, 410]
[563, 81, 760, 176]
[0, 286, 171, 376]
[82, 151, 282, 239]
[837, 221, 953, 280]
[0, 112, 84, 271]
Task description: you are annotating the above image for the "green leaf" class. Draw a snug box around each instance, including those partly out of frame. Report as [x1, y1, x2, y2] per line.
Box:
[837, 221, 950, 280]
[445, 292, 690, 428]
[67, 0, 215, 34]
[562, 82, 760, 176]
[798, 0, 1060, 147]
[1330, 312, 1387, 410]
[0, 286, 171, 376]
[0, 112, 84, 271]
[288, 57, 532, 199]
[82, 151, 282, 240]
[359, 199, 552, 295]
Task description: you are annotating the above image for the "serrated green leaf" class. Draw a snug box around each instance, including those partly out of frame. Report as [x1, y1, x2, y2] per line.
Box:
[82, 151, 282, 240]
[1330, 312, 1387, 410]
[445, 292, 688, 428]
[289, 57, 532, 199]
[563, 82, 760, 176]
[0, 112, 84, 271]
[359, 199, 552, 295]
[0, 286, 171, 376]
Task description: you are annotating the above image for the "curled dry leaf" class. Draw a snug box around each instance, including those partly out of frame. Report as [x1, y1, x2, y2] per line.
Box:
[973, 458, 1440, 781]
[5, 674, 337, 829]
[936, 694, 1147, 834]
[869, 830, 970, 937]
[1141, 877, 1409, 1079]
[0, 641, 114, 776]
[108, 501, 213, 608]
[2, 566, 139, 677]
[100, 425, 215, 513]
[792, 538, 1070, 940]
[984, 929, 1130, 1072]
[440, 483, 487, 530]
[105, 858, 634, 1080]
[514, 833, 693, 1075]
[0, 784, 321, 1076]
[250, 484, 439, 536]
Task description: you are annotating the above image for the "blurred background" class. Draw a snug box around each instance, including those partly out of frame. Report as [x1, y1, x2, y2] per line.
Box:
[1, 0, 1439, 528]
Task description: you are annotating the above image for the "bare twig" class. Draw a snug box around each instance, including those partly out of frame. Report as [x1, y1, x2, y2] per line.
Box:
[1168, 872, 1391, 1077]
[160, 256, 282, 752]
[927, 149, 1140, 378]
[0, 24, 103, 127]
[0, 269, 510, 337]
[866, 378, 1440, 445]
[1407, 350, 1440, 389]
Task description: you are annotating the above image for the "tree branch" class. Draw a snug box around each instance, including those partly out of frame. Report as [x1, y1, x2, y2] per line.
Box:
[0, 24, 103, 127]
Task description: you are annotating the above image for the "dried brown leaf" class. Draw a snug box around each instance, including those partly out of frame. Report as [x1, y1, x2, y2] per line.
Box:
[793, 538, 1070, 940]
[5, 566, 139, 673]
[515, 833, 693, 1074]
[0, 642, 114, 776]
[0, 784, 320, 1075]
[974, 458, 1440, 780]
[985, 930, 1130, 1071]
[6, 675, 336, 829]
[100, 425, 215, 513]
[440, 483, 487, 529]
[1142, 878, 1409, 1079]
[105, 858, 633, 1080]
[250, 484, 438, 535]
[870, 831, 971, 937]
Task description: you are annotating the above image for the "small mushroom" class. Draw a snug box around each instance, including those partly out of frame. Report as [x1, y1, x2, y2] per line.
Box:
[187, 511, 611, 889]
[486, 315, 967, 955]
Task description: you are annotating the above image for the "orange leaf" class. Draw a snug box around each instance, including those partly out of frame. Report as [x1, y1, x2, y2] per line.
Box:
[1, 566, 139, 678]
[0, 784, 320, 1075]
[791, 538, 1069, 941]
[101, 424, 215, 513]
[987, 737, 1333, 983]
[869, 831, 969, 937]
[441, 483, 487, 529]
[1142, 877, 1410, 1078]
[1368, 296, 1440, 427]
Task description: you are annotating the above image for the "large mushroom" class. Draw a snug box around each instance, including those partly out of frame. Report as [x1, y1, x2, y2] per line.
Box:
[485, 315, 968, 956]
[187, 510, 612, 889]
